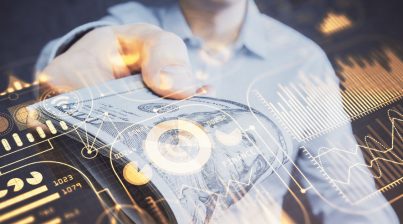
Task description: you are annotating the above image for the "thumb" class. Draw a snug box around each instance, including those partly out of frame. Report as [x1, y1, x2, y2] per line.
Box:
[115, 25, 203, 99]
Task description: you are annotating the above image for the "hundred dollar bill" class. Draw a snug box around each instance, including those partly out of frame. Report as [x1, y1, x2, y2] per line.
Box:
[31, 75, 288, 224]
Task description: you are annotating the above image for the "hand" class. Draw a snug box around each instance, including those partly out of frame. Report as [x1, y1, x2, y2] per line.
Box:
[38, 24, 206, 99]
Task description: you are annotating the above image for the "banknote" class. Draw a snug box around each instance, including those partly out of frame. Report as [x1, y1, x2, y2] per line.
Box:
[31, 75, 288, 223]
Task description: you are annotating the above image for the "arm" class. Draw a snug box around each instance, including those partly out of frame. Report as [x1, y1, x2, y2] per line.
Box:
[35, 2, 205, 99]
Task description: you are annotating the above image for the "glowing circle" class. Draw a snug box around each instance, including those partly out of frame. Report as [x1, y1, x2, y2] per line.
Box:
[14, 106, 39, 124]
[144, 119, 212, 175]
[81, 146, 98, 159]
[40, 88, 81, 118]
[0, 116, 10, 133]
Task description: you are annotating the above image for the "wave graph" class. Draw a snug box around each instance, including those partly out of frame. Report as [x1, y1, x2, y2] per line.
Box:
[303, 105, 402, 204]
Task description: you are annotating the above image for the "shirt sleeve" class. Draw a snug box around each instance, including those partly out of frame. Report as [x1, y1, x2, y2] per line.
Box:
[35, 20, 117, 72]
[35, 2, 159, 72]
[296, 48, 399, 223]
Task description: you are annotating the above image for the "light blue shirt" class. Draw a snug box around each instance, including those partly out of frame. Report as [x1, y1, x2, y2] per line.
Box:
[37, 1, 398, 223]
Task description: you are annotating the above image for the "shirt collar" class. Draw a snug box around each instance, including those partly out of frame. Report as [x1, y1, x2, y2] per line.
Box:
[160, 2, 194, 41]
[160, 1, 268, 59]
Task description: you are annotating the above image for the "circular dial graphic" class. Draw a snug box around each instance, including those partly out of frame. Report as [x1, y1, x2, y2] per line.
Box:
[144, 119, 212, 175]
[14, 106, 39, 125]
[40, 88, 81, 117]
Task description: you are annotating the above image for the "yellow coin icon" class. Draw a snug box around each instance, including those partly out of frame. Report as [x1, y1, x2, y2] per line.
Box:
[123, 161, 152, 186]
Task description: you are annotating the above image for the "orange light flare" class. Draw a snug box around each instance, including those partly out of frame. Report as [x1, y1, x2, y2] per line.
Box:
[109, 52, 141, 79]
[319, 12, 352, 35]
[37, 72, 49, 83]
[109, 52, 140, 69]
[0, 74, 34, 95]
[112, 36, 141, 72]
[121, 53, 140, 67]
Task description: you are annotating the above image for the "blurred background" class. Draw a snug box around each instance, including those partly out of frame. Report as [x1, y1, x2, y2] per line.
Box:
[1, 0, 402, 222]
[1, 0, 402, 87]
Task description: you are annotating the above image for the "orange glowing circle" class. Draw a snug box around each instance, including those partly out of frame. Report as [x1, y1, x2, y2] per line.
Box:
[0, 116, 10, 133]
[14, 106, 39, 124]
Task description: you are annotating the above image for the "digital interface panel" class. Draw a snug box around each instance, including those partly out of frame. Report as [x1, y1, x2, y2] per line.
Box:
[1, 0, 402, 223]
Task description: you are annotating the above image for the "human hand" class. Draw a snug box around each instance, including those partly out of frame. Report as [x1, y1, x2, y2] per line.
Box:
[38, 23, 206, 99]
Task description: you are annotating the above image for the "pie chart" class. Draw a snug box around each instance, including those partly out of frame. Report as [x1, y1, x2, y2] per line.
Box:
[123, 161, 153, 186]
[144, 119, 212, 175]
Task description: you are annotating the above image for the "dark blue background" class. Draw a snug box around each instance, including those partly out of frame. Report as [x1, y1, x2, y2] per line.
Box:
[0, 0, 402, 222]
[1, 0, 402, 88]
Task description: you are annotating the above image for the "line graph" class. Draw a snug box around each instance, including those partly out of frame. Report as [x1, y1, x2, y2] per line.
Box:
[303, 104, 402, 204]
